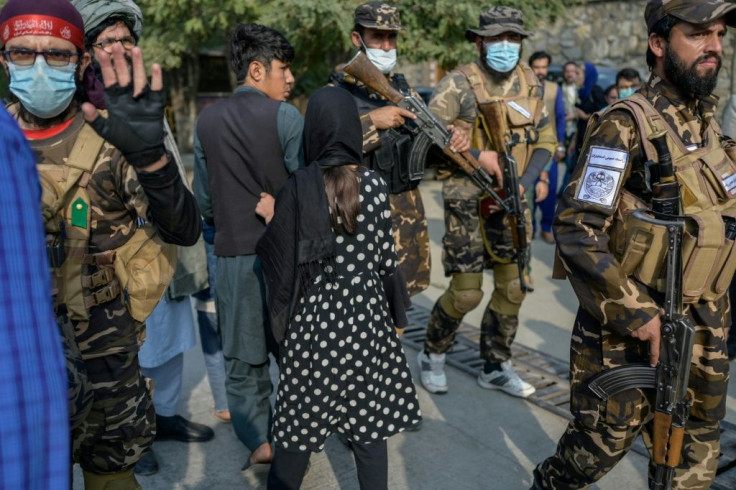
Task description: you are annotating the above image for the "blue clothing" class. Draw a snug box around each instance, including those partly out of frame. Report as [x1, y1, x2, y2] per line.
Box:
[139, 296, 197, 368]
[554, 85, 566, 145]
[192, 85, 304, 224]
[0, 107, 69, 489]
[194, 240, 228, 412]
[538, 160, 559, 233]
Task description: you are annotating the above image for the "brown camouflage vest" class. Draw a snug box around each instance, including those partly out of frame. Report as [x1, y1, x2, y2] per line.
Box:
[457, 62, 544, 175]
[39, 123, 176, 322]
[599, 94, 736, 303]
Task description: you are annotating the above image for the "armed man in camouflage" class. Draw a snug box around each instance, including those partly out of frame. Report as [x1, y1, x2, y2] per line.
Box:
[533, 1, 736, 488]
[0, 0, 201, 488]
[330, 2, 472, 297]
[418, 6, 556, 398]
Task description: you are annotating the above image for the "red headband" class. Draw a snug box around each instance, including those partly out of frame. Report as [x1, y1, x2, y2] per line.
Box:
[1, 14, 84, 50]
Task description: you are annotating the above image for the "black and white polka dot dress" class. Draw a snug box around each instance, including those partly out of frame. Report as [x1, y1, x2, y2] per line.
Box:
[273, 169, 422, 452]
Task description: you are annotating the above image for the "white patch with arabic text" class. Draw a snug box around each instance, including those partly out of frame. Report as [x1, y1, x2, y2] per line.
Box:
[587, 146, 628, 170]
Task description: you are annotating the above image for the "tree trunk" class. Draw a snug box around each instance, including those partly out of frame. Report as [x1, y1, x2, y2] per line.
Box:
[166, 53, 200, 153]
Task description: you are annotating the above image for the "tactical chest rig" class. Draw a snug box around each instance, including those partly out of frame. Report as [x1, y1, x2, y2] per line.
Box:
[333, 73, 424, 194]
[457, 62, 544, 176]
[39, 122, 176, 323]
[604, 94, 736, 303]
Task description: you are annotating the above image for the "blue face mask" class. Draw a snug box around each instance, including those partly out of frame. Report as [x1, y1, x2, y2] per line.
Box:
[8, 57, 77, 119]
[618, 87, 637, 99]
[485, 40, 521, 73]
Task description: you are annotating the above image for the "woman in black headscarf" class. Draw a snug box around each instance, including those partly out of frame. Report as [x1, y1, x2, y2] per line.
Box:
[258, 87, 421, 490]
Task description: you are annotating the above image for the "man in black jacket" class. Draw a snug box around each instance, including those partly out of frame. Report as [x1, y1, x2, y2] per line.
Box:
[193, 23, 303, 469]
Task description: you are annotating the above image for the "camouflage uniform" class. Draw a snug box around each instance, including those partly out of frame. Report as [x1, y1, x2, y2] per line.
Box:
[424, 7, 556, 364]
[32, 111, 161, 474]
[533, 73, 733, 489]
[330, 2, 430, 297]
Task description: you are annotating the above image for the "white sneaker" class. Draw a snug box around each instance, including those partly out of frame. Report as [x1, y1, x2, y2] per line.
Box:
[477, 360, 535, 398]
[417, 351, 448, 394]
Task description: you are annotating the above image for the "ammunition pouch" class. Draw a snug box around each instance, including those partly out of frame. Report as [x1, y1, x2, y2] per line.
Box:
[112, 224, 177, 322]
[614, 196, 736, 304]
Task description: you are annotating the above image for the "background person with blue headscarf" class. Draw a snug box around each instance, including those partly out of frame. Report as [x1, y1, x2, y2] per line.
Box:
[572, 61, 607, 168]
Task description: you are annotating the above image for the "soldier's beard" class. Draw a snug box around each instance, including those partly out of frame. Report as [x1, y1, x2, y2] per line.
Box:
[664, 45, 721, 98]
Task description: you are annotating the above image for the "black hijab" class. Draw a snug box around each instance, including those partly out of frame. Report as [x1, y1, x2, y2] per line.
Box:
[303, 86, 363, 168]
[256, 87, 363, 343]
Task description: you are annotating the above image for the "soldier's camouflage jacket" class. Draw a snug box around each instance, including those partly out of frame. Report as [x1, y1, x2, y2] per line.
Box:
[329, 74, 431, 295]
[32, 111, 153, 359]
[555, 76, 731, 424]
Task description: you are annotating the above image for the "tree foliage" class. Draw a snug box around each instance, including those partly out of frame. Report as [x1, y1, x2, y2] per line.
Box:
[262, 0, 580, 96]
[136, 0, 261, 70]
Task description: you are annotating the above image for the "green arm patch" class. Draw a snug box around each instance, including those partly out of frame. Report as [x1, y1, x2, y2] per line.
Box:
[70, 197, 88, 228]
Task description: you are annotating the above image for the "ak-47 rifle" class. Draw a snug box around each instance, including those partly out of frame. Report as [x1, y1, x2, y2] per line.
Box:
[476, 101, 533, 292]
[342, 51, 508, 214]
[585, 131, 695, 490]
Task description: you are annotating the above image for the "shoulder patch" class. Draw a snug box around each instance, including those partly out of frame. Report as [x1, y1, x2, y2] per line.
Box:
[576, 146, 628, 207]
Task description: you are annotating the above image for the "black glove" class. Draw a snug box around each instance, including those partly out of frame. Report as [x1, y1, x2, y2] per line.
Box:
[89, 82, 166, 168]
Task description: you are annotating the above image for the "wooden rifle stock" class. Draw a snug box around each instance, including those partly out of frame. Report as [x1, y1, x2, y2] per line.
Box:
[343, 51, 403, 105]
[652, 411, 672, 466]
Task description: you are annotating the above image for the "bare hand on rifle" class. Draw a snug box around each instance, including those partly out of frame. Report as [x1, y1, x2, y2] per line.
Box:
[478, 151, 502, 184]
[446, 125, 471, 154]
[631, 313, 662, 367]
[368, 106, 416, 129]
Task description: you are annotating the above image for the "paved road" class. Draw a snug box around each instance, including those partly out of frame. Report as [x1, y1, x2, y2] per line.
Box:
[74, 173, 735, 489]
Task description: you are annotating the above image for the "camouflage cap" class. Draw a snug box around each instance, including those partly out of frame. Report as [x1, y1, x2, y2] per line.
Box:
[645, 0, 736, 33]
[465, 6, 533, 42]
[354, 2, 404, 31]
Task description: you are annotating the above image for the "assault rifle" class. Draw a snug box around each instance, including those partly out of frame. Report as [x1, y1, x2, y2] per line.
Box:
[476, 101, 533, 292]
[585, 131, 695, 490]
[342, 51, 508, 214]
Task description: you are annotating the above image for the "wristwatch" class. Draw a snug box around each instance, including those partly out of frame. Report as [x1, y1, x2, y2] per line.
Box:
[556, 145, 565, 152]
[539, 177, 550, 184]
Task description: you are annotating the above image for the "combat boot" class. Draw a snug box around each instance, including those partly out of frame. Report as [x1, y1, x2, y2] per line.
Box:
[83, 468, 141, 490]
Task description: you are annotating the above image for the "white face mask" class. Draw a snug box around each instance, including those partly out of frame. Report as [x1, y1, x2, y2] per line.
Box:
[365, 47, 397, 74]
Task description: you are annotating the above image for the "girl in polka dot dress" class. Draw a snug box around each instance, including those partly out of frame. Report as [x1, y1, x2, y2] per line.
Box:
[258, 87, 421, 489]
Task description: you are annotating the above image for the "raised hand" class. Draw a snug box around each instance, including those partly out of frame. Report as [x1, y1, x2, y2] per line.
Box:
[81, 44, 167, 171]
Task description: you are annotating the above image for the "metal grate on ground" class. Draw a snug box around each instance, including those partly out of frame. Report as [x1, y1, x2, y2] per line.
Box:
[402, 303, 736, 488]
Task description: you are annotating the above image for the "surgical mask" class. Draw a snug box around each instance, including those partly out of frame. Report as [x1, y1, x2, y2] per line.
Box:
[8, 57, 77, 119]
[618, 87, 637, 99]
[365, 47, 397, 74]
[485, 40, 520, 73]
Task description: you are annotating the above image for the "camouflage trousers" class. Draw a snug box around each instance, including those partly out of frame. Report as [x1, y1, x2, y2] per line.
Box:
[533, 411, 721, 489]
[58, 310, 93, 432]
[389, 188, 430, 297]
[72, 296, 154, 474]
[426, 298, 521, 363]
[440, 173, 532, 274]
[425, 174, 530, 362]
